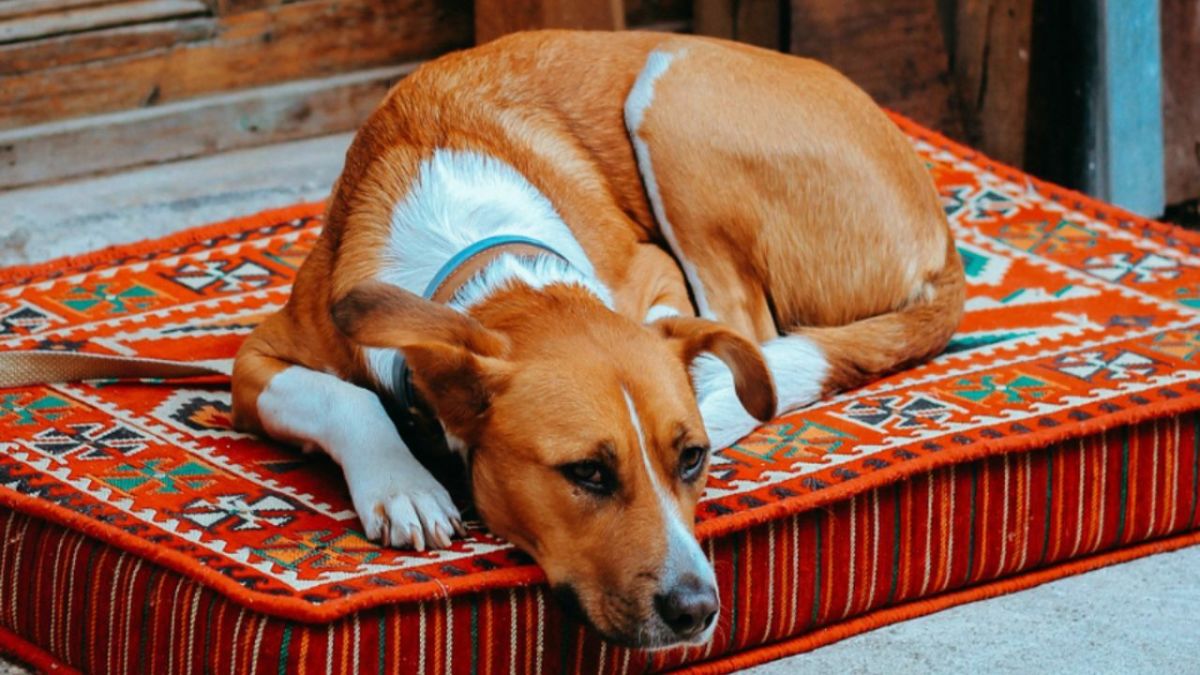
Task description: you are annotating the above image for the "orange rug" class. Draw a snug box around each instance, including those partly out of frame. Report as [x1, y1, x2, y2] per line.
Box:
[2, 115, 1200, 673]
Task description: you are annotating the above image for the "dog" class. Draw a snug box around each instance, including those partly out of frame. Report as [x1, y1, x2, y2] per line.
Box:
[230, 30, 964, 648]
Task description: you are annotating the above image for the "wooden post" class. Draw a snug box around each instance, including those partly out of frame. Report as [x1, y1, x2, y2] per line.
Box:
[474, 0, 624, 45]
[1024, 0, 1165, 216]
[1161, 0, 1199, 206]
[951, 0, 1033, 167]
[1094, 0, 1165, 216]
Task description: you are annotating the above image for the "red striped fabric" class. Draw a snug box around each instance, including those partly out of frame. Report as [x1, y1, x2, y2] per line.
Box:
[4, 413, 1197, 673]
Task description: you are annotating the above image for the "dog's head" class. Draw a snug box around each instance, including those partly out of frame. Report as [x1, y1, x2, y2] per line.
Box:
[333, 280, 775, 648]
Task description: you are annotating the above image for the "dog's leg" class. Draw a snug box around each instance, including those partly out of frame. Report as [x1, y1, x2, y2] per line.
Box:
[690, 333, 828, 449]
[234, 353, 462, 550]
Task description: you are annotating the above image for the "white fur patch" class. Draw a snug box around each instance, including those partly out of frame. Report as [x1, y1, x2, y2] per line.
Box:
[691, 335, 828, 449]
[380, 149, 601, 296]
[258, 367, 462, 550]
[625, 49, 715, 321]
[364, 347, 398, 396]
[365, 148, 614, 392]
[444, 432, 469, 460]
[644, 304, 681, 323]
[622, 389, 717, 608]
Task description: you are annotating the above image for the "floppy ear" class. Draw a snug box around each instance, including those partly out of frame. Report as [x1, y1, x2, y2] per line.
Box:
[332, 281, 510, 434]
[332, 280, 507, 357]
[652, 316, 777, 422]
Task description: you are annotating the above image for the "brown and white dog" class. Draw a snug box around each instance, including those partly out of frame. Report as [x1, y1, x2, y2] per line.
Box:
[231, 30, 964, 648]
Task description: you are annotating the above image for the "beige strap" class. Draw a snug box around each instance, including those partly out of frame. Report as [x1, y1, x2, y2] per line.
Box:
[0, 350, 232, 389]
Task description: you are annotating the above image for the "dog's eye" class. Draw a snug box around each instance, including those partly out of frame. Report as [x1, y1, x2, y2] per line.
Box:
[679, 446, 709, 482]
[560, 460, 616, 495]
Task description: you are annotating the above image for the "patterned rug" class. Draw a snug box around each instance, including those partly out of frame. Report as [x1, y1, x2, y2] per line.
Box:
[3, 116, 1200, 673]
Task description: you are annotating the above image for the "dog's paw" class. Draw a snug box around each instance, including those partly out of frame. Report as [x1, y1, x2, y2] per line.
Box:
[365, 486, 465, 551]
[345, 457, 465, 551]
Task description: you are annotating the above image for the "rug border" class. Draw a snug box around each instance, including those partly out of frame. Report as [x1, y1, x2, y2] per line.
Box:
[0, 622, 83, 674]
[0, 201, 327, 286]
[3, 117, 1200, 624]
[888, 112, 1200, 248]
[670, 529, 1200, 674]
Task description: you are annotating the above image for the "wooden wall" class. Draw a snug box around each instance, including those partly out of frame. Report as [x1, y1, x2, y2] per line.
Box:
[775, 0, 1193, 213]
[783, 0, 1033, 166]
[0, 0, 474, 130]
[1163, 0, 1200, 205]
[0, 0, 692, 188]
[2, 0, 1194, 209]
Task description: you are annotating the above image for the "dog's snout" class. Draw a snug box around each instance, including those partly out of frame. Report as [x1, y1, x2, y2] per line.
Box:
[654, 575, 718, 639]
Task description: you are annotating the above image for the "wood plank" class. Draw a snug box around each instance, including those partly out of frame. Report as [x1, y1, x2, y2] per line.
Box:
[210, 0, 283, 16]
[0, 0, 116, 22]
[0, 0, 207, 43]
[0, 63, 417, 189]
[475, 0, 624, 44]
[695, 0, 782, 50]
[951, 0, 1033, 166]
[789, 0, 963, 137]
[1163, 0, 1200, 204]
[0, 0, 472, 129]
[0, 17, 214, 76]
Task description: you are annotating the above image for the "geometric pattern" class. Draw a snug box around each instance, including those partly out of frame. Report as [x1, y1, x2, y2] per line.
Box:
[4, 117, 1200, 630]
[99, 457, 216, 495]
[29, 421, 149, 461]
[1082, 252, 1182, 284]
[166, 259, 275, 295]
[151, 389, 242, 438]
[0, 302, 59, 335]
[180, 493, 297, 531]
[833, 393, 963, 432]
[1049, 349, 1161, 383]
[943, 372, 1060, 405]
[254, 530, 382, 570]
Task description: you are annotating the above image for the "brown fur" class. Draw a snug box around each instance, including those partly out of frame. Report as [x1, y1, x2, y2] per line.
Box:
[230, 30, 965, 645]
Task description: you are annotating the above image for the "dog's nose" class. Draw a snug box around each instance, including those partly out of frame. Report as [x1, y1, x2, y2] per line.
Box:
[655, 576, 718, 639]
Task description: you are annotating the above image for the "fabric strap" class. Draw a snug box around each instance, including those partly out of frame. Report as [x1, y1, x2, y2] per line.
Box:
[0, 350, 232, 389]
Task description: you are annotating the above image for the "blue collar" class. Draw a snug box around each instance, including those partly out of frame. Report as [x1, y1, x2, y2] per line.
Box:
[391, 235, 569, 441]
[421, 234, 567, 299]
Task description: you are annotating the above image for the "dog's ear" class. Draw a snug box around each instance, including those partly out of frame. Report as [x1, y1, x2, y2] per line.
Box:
[397, 341, 511, 434]
[332, 281, 511, 434]
[332, 280, 507, 357]
[652, 316, 777, 422]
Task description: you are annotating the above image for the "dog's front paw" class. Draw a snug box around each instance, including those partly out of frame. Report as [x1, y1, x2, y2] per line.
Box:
[345, 457, 465, 551]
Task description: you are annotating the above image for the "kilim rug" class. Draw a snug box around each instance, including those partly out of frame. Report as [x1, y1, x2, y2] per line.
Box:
[3, 115, 1200, 674]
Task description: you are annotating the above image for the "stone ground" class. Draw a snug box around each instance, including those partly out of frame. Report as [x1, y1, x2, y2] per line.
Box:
[2, 134, 1199, 673]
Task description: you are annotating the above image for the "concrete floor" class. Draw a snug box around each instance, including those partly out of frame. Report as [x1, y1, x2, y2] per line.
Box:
[2, 135, 1199, 673]
[0, 133, 351, 268]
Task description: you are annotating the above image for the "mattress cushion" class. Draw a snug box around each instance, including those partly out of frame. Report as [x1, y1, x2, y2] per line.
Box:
[2, 115, 1199, 672]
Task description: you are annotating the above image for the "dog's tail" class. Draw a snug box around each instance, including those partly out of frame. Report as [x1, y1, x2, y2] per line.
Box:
[797, 237, 965, 397]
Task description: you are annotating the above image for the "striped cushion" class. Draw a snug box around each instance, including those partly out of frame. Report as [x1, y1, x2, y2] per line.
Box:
[2, 116, 1200, 672]
[3, 418, 1198, 673]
